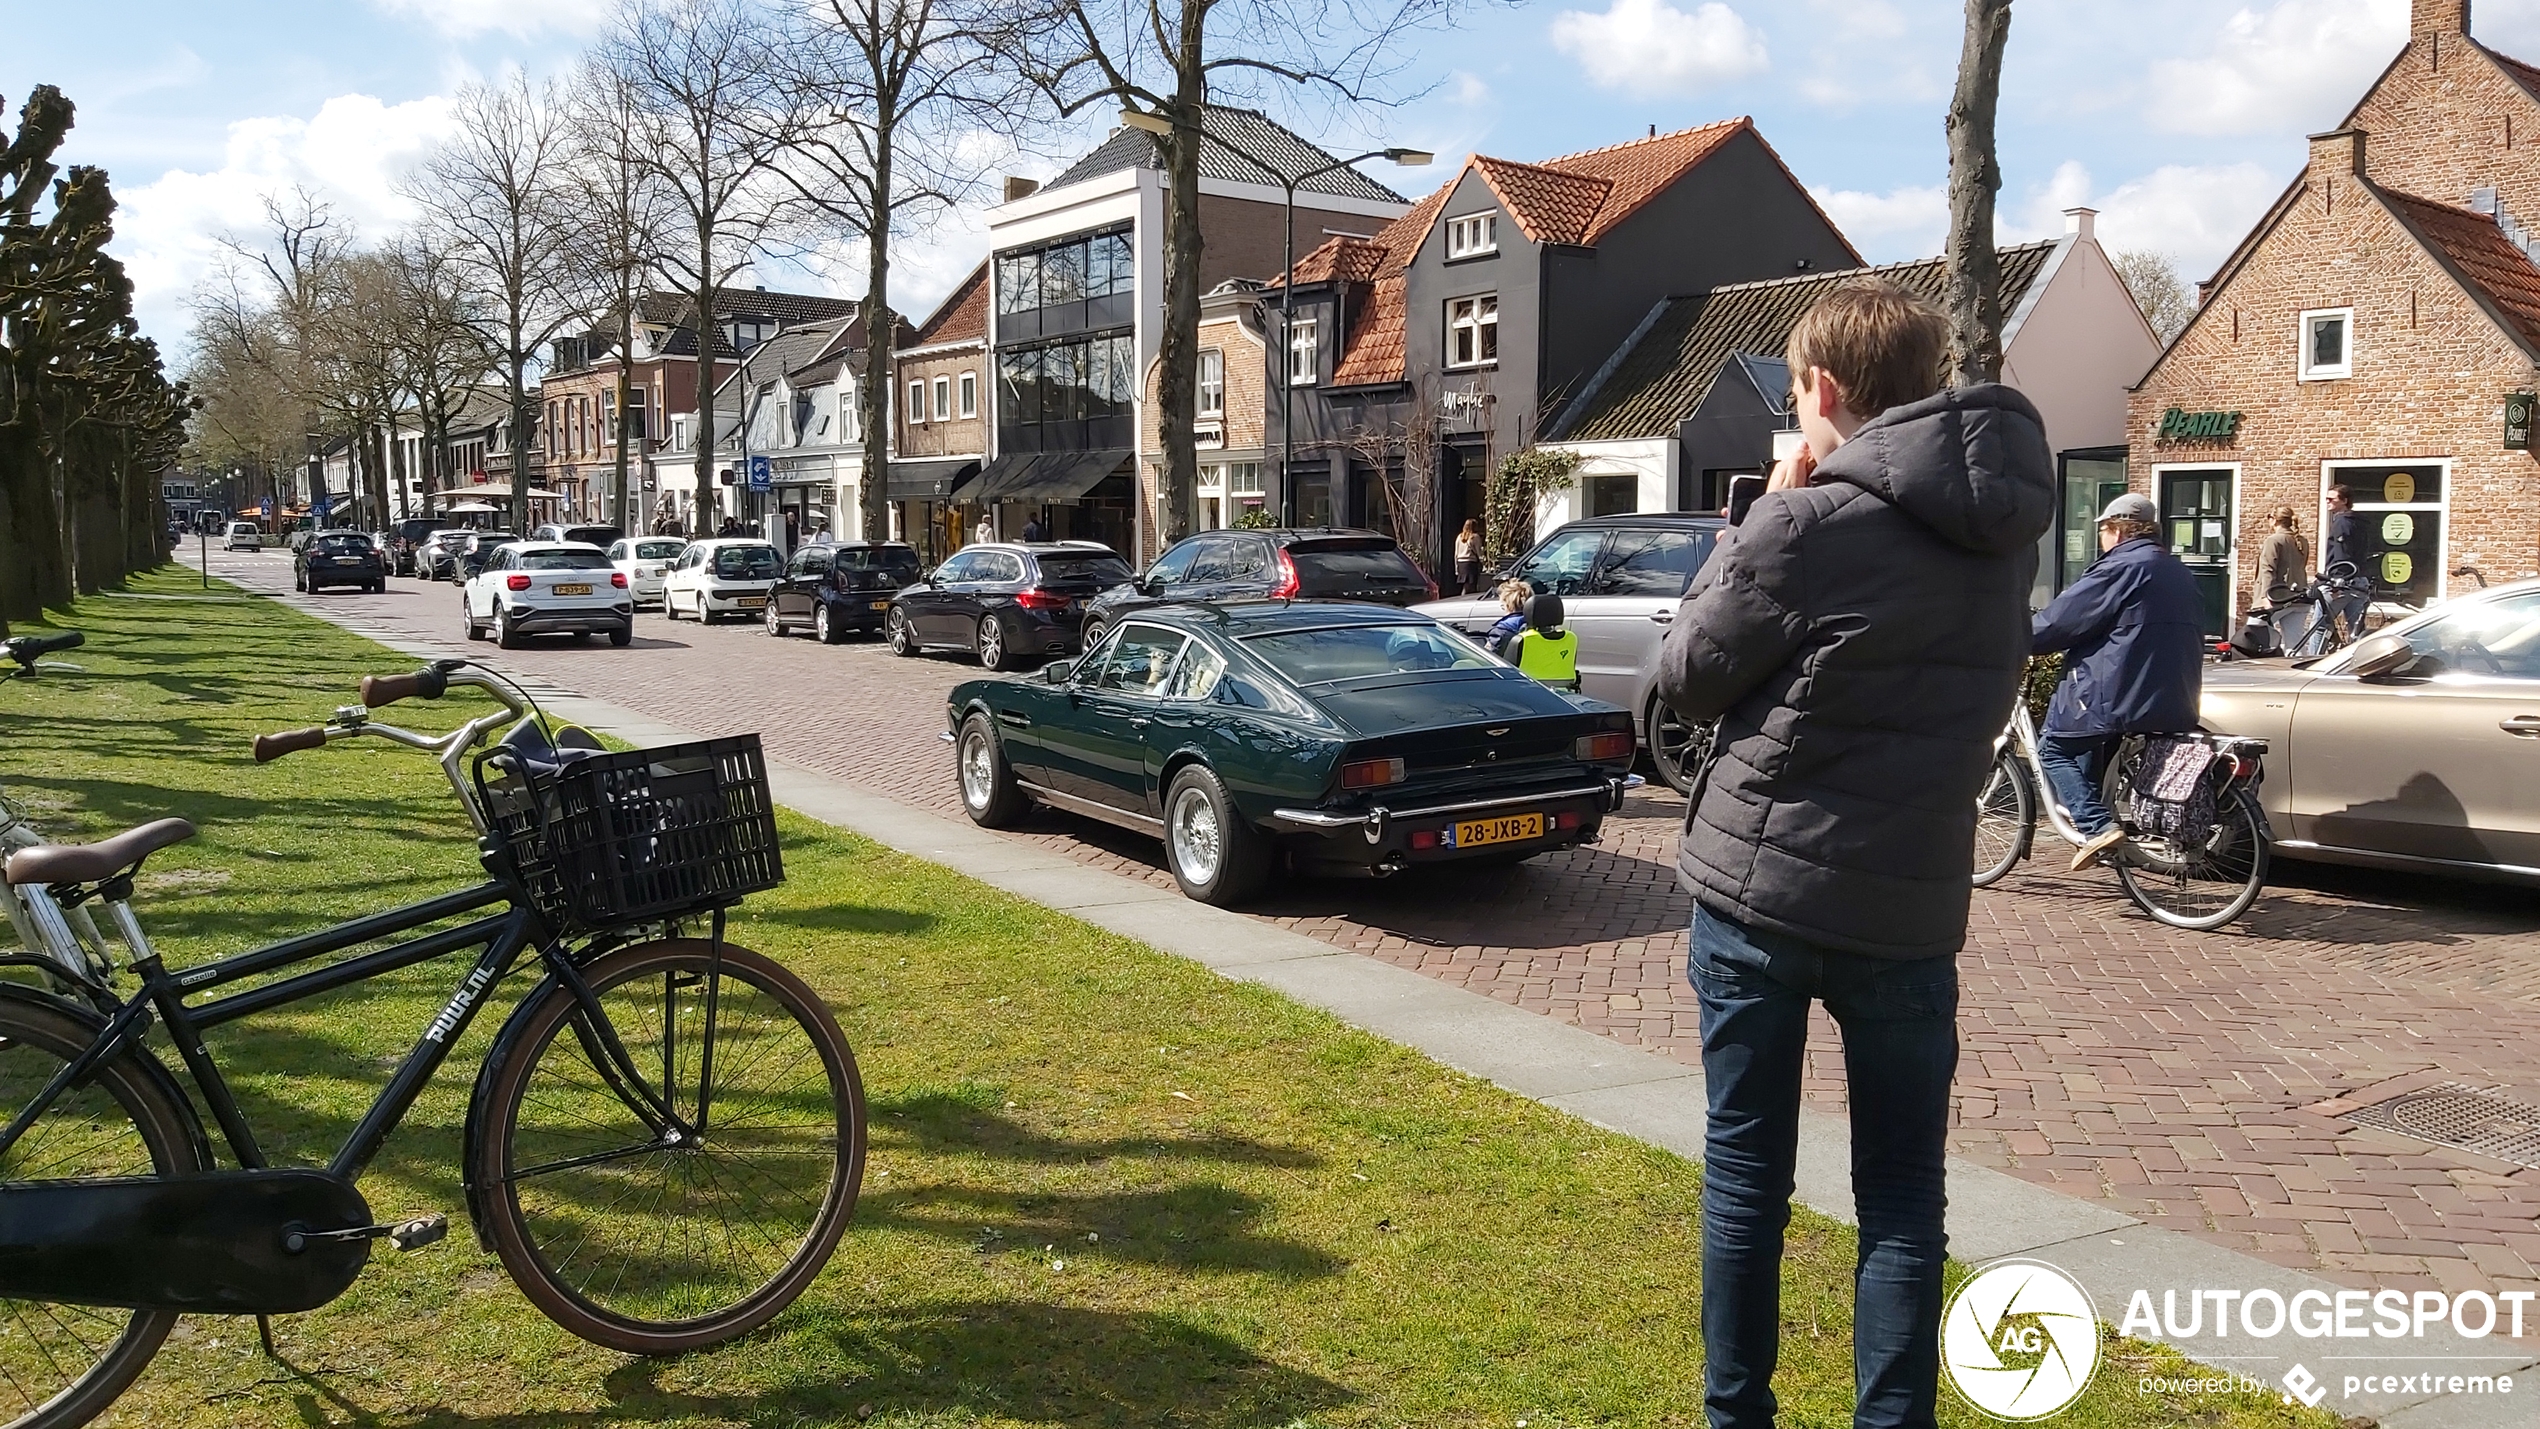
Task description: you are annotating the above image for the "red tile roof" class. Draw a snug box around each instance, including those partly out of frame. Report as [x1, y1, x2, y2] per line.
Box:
[2379, 188, 2540, 356]
[1527, 119, 1745, 247]
[906, 260, 988, 348]
[1471, 156, 1613, 245]
[1331, 275, 1410, 387]
[1285, 234, 1389, 287]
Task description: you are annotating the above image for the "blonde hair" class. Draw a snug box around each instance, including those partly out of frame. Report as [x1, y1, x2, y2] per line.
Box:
[1785, 278, 1950, 418]
[1497, 578, 1531, 612]
[2272, 505, 2298, 530]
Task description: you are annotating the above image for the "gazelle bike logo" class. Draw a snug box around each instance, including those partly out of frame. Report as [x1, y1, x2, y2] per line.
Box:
[1941, 1258, 2101, 1420]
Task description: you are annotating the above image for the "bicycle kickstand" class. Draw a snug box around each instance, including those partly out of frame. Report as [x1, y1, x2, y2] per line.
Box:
[256, 1314, 277, 1359]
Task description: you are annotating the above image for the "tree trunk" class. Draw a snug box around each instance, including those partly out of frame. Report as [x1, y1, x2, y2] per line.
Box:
[615, 287, 636, 531]
[693, 193, 720, 531]
[859, 148, 895, 548]
[1155, 117, 1205, 549]
[1945, 0, 2014, 387]
[507, 358, 533, 535]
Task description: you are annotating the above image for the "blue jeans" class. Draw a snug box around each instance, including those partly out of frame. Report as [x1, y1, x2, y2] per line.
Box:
[1689, 906, 1958, 1429]
[2329, 590, 2370, 642]
[2037, 731, 2120, 838]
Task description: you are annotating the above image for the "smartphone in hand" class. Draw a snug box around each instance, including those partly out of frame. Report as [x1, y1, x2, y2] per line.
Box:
[1726, 474, 1766, 527]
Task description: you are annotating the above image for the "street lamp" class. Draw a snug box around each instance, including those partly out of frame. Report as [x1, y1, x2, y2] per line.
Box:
[1119, 107, 1430, 527]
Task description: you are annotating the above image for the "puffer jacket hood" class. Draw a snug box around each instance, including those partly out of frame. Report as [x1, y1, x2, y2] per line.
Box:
[1810, 383, 2055, 557]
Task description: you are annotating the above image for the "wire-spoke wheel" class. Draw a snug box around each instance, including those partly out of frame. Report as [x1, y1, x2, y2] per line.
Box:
[473, 940, 864, 1354]
[2112, 784, 2269, 931]
[0, 997, 203, 1429]
[1161, 765, 1270, 905]
[1971, 750, 2034, 888]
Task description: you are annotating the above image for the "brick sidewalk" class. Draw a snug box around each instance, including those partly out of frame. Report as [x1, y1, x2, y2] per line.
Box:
[227, 555, 2540, 1301]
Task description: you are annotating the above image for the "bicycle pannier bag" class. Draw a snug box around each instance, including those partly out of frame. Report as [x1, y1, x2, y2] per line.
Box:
[2131, 736, 2219, 844]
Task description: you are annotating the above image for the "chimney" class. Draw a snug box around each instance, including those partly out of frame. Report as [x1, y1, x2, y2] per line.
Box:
[1003, 175, 1041, 203]
[2309, 129, 2367, 177]
[2063, 206, 2098, 242]
[2413, 0, 2469, 38]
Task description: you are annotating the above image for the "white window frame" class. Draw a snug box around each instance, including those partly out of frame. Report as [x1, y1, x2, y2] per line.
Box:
[2323, 457, 2451, 604]
[908, 378, 927, 426]
[2299, 307, 2354, 381]
[933, 375, 951, 422]
[1197, 348, 1225, 417]
[1446, 294, 1498, 369]
[1445, 212, 1498, 259]
[1288, 318, 1318, 386]
[958, 370, 977, 418]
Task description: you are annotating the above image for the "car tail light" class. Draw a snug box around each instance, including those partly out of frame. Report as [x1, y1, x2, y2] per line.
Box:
[1554, 810, 1586, 830]
[1575, 731, 1635, 762]
[1340, 756, 1405, 789]
[1015, 588, 1069, 611]
[611, 572, 628, 587]
[1269, 547, 1300, 600]
[506, 575, 531, 591]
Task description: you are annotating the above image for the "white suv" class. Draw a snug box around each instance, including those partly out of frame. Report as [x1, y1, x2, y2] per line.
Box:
[462, 542, 634, 648]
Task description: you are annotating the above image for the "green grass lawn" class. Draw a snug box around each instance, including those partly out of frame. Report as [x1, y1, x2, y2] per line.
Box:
[0, 570, 2331, 1428]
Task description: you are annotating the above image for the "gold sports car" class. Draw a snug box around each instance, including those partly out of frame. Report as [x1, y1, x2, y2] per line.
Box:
[2200, 578, 2540, 881]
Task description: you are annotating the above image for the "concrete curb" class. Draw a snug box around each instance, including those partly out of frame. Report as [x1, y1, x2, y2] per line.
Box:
[269, 580, 2540, 1427]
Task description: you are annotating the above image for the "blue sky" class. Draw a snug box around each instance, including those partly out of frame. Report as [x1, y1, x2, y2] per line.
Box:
[14, 0, 2540, 365]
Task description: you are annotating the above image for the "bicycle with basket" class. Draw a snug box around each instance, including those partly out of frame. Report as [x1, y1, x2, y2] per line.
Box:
[0, 657, 864, 1429]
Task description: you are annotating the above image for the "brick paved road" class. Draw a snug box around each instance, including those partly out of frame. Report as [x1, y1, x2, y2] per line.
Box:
[216, 551, 2540, 1304]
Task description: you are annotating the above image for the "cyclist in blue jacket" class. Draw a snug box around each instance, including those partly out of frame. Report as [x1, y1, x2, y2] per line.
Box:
[2029, 492, 2205, 870]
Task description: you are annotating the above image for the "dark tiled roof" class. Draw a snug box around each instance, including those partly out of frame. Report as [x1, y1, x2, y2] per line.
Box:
[1556, 241, 2058, 442]
[635, 287, 861, 328]
[2478, 41, 2540, 108]
[1041, 106, 1409, 204]
[907, 261, 989, 348]
[2378, 188, 2540, 358]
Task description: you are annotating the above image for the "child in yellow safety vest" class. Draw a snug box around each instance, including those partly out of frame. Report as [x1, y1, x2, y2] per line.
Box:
[1505, 592, 1580, 691]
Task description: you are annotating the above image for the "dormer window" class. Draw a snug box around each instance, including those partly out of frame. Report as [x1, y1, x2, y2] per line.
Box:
[2299, 308, 2352, 380]
[1446, 212, 1497, 259]
[722, 318, 770, 353]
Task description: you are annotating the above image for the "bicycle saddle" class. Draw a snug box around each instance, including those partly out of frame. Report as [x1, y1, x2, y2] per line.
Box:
[4, 817, 195, 887]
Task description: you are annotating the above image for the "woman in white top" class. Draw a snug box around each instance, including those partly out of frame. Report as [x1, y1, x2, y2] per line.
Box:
[1453, 518, 1484, 594]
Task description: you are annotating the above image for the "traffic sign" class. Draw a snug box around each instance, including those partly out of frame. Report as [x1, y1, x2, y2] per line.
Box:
[747, 456, 773, 493]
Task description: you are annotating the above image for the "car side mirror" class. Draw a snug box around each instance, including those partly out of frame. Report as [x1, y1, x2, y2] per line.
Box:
[2344, 631, 2415, 679]
[1042, 660, 1075, 684]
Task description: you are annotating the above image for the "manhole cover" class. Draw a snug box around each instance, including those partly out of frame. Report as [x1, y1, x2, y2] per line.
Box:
[2346, 1083, 2540, 1170]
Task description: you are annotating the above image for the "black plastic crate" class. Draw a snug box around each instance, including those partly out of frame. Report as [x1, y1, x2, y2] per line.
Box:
[485, 734, 783, 933]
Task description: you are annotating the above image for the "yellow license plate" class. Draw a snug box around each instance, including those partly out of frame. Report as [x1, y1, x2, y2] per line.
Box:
[553, 583, 592, 595]
[870, 599, 890, 610]
[738, 596, 768, 608]
[1450, 812, 1543, 849]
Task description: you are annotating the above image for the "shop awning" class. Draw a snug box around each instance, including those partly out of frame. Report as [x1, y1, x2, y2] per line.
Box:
[885, 458, 978, 501]
[969, 449, 1131, 505]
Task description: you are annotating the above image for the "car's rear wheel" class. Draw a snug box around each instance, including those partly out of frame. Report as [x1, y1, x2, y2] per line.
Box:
[815, 603, 842, 644]
[496, 605, 526, 649]
[887, 607, 918, 657]
[956, 714, 1032, 829]
[463, 599, 484, 641]
[1646, 698, 1709, 795]
[977, 614, 1013, 672]
[1161, 766, 1272, 906]
[609, 625, 633, 648]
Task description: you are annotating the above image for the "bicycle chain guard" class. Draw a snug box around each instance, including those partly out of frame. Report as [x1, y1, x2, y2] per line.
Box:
[0, 1167, 372, 1313]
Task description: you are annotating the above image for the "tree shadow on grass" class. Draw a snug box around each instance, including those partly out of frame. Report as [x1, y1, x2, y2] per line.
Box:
[864, 1181, 1344, 1279]
[361, 1301, 1357, 1428]
[871, 1089, 1320, 1172]
[742, 903, 936, 938]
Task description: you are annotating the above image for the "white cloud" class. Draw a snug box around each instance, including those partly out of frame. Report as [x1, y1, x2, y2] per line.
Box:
[2144, 0, 2404, 136]
[1792, 0, 1947, 110]
[1810, 182, 1946, 261]
[118, 94, 456, 357]
[1997, 159, 2283, 277]
[1450, 71, 1493, 108]
[367, 0, 610, 40]
[1550, 0, 1768, 97]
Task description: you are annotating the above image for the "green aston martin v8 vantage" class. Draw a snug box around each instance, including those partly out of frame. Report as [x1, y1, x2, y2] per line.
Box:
[945, 601, 1642, 904]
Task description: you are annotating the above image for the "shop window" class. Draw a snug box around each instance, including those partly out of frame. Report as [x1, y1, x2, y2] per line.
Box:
[1446, 212, 1497, 259]
[2056, 451, 2128, 593]
[1198, 349, 1224, 417]
[2299, 308, 2352, 380]
[959, 371, 977, 418]
[2329, 461, 2447, 608]
[1289, 319, 1318, 385]
[1447, 295, 1498, 368]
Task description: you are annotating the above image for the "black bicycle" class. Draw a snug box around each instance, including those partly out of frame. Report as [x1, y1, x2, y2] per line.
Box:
[0, 660, 865, 1429]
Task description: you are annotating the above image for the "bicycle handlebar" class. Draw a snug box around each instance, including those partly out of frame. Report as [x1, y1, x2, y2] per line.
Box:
[361, 668, 447, 708]
[254, 727, 330, 763]
[3, 630, 84, 670]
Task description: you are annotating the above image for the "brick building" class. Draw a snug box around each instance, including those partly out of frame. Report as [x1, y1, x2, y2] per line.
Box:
[1138, 279, 1272, 530]
[891, 261, 990, 560]
[2130, 0, 2540, 632]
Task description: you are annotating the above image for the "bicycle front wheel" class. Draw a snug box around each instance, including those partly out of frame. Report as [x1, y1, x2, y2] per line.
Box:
[472, 939, 864, 1354]
[0, 996, 204, 1429]
[1972, 751, 2033, 888]
[2114, 786, 2271, 931]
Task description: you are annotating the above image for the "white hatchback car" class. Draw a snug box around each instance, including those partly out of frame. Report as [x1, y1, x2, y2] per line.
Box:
[608, 537, 687, 609]
[461, 542, 634, 647]
[660, 539, 781, 622]
[223, 522, 263, 552]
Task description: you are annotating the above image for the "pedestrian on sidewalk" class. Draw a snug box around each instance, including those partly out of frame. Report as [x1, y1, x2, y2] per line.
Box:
[1021, 514, 1047, 543]
[2259, 505, 2311, 651]
[1453, 518, 1484, 593]
[2322, 484, 2368, 638]
[1657, 279, 2053, 1429]
[2028, 493, 2205, 870]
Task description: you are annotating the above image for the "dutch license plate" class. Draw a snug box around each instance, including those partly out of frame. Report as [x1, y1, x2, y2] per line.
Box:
[553, 583, 592, 595]
[870, 599, 890, 610]
[739, 596, 769, 608]
[1448, 812, 1543, 849]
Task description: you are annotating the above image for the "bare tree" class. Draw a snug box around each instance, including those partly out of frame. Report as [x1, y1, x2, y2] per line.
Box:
[382, 232, 495, 515]
[1011, 0, 1456, 544]
[1945, 0, 2013, 386]
[773, 0, 1031, 544]
[600, 0, 805, 526]
[568, 54, 674, 531]
[2112, 248, 2194, 345]
[411, 73, 585, 534]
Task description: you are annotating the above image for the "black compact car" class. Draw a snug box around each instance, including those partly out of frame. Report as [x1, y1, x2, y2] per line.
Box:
[453, 530, 522, 581]
[294, 531, 386, 593]
[765, 541, 923, 643]
[1080, 528, 1435, 649]
[887, 542, 1134, 671]
[386, 517, 448, 575]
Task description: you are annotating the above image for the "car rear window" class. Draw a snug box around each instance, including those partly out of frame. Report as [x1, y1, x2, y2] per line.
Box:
[313, 534, 372, 552]
[1287, 542, 1426, 586]
[563, 527, 621, 546]
[714, 546, 780, 579]
[1035, 553, 1135, 586]
[633, 540, 685, 560]
[1243, 624, 1496, 683]
[834, 547, 919, 572]
[522, 549, 612, 571]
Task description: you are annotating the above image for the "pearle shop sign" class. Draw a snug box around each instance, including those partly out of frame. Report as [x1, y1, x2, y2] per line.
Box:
[2157, 408, 2243, 444]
